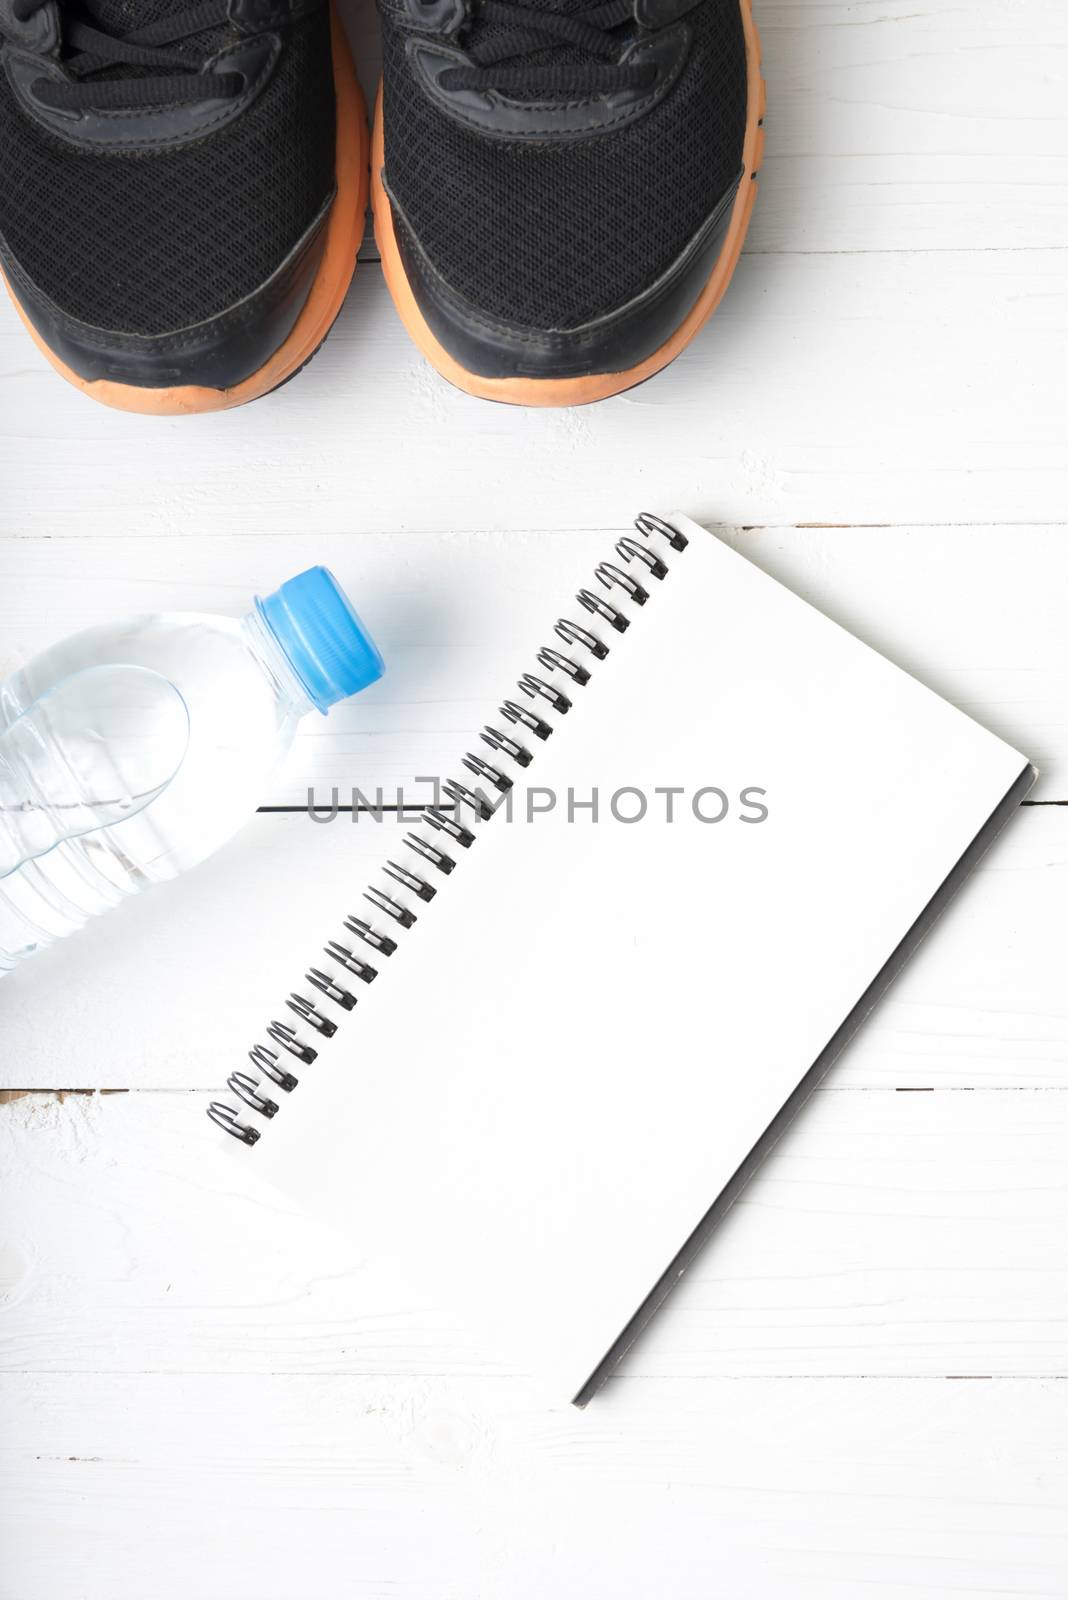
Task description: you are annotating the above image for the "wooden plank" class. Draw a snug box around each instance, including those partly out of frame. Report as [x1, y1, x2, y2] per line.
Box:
[0, 802, 1060, 1094]
[1, 525, 1064, 800]
[2, 1085, 1066, 1378]
[3, 1372, 1067, 1599]
[1, 249, 1065, 533]
[0, 800, 1061, 1092]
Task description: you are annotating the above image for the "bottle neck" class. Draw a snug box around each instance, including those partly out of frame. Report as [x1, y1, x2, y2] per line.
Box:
[242, 609, 317, 719]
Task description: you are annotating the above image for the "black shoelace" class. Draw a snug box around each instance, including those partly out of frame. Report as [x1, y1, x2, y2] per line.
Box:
[438, 0, 657, 96]
[11, 0, 239, 111]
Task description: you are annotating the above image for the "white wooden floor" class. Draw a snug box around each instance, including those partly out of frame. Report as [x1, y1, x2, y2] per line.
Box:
[2, 2, 1067, 1596]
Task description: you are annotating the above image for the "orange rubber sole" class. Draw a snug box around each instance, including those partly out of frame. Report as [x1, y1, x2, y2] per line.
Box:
[1, 5, 368, 415]
[371, 0, 764, 407]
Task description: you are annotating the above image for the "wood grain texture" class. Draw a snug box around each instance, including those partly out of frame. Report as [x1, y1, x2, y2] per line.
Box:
[2, 1085, 1067, 1380]
[4, 1373, 1068, 1600]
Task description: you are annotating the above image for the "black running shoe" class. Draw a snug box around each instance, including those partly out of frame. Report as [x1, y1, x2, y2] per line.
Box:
[372, 0, 763, 405]
[0, 0, 365, 413]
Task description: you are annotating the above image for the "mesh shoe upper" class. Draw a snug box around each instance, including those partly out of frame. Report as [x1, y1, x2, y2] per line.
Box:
[0, 3, 336, 337]
[380, 0, 748, 332]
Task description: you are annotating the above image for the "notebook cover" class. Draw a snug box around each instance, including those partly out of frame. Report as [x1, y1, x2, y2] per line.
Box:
[246, 516, 1034, 1401]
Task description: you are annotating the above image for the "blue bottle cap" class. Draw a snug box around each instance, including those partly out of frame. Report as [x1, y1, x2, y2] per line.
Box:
[256, 567, 384, 714]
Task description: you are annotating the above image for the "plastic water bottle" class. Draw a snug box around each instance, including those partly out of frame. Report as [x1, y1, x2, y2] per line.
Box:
[0, 569, 383, 972]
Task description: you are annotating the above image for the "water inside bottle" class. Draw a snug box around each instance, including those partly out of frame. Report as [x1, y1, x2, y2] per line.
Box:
[0, 665, 189, 967]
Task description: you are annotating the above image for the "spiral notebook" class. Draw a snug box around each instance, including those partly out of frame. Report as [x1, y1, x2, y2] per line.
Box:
[208, 514, 1033, 1403]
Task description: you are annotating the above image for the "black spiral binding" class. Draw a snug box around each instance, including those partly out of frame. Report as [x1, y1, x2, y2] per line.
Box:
[207, 513, 689, 1146]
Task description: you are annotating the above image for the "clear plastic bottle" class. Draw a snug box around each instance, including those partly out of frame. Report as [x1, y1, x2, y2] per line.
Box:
[0, 568, 383, 972]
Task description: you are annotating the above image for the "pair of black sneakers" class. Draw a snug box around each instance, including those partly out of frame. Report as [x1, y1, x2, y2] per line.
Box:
[0, 0, 762, 413]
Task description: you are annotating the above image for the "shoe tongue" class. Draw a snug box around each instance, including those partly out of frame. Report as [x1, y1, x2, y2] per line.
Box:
[508, 0, 599, 13]
[76, 0, 234, 78]
[84, 0, 192, 28]
[468, 0, 628, 82]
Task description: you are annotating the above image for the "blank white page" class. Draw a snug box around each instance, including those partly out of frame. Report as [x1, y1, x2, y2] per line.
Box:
[253, 516, 1031, 1401]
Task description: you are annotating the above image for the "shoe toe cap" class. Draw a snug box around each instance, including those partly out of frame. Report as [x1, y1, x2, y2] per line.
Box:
[385, 176, 742, 384]
[4, 195, 333, 394]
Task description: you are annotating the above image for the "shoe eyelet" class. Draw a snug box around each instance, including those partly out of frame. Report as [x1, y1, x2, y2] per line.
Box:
[403, 0, 465, 35]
